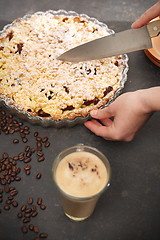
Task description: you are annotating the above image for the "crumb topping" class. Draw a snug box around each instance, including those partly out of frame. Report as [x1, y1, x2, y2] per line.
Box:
[0, 13, 125, 121]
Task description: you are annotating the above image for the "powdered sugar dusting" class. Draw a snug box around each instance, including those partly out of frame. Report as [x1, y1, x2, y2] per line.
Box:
[0, 12, 126, 121]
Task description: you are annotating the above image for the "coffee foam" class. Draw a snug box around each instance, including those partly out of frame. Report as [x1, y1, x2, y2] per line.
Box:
[56, 151, 107, 198]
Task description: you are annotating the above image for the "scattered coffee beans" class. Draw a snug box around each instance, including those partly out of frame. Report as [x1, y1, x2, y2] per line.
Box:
[27, 197, 33, 205]
[33, 226, 39, 233]
[3, 205, 10, 211]
[29, 223, 34, 231]
[13, 139, 19, 144]
[39, 233, 48, 238]
[36, 173, 42, 179]
[37, 197, 42, 205]
[21, 226, 28, 233]
[12, 200, 18, 207]
[40, 204, 46, 210]
[0, 107, 49, 238]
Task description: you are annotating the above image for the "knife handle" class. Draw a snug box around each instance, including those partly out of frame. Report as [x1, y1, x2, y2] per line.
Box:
[147, 19, 160, 38]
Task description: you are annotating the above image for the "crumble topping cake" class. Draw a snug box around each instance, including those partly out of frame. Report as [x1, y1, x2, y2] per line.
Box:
[0, 12, 127, 121]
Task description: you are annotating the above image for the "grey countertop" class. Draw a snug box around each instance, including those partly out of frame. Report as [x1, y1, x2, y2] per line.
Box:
[0, 1, 160, 240]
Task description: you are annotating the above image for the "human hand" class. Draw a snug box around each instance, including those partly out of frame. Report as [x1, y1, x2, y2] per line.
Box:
[84, 90, 152, 142]
[131, 1, 160, 29]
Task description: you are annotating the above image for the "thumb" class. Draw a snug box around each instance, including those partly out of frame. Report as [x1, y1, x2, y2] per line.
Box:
[90, 107, 114, 119]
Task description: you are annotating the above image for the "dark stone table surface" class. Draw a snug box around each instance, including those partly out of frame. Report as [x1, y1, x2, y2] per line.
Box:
[0, 1, 160, 240]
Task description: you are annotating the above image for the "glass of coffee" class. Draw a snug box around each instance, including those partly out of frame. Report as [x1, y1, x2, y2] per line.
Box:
[52, 144, 111, 221]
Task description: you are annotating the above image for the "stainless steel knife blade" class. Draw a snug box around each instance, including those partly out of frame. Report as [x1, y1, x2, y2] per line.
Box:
[57, 20, 160, 62]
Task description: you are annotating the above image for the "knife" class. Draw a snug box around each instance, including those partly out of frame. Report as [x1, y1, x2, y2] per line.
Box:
[57, 19, 160, 62]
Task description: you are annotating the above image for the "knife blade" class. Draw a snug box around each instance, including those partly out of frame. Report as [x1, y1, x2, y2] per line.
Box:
[57, 20, 160, 62]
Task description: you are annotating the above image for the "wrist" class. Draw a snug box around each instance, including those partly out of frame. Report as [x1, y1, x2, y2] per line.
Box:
[137, 87, 160, 113]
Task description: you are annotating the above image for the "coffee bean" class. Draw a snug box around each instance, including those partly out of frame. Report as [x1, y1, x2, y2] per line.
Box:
[0, 189, 3, 194]
[16, 167, 21, 174]
[12, 200, 18, 207]
[0, 158, 5, 164]
[18, 152, 24, 157]
[34, 132, 38, 137]
[37, 142, 42, 151]
[23, 217, 30, 223]
[0, 198, 3, 203]
[36, 173, 42, 179]
[9, 129, 15, 134]
[13, 156, 18, 161]
[25, 145, 30, 152]
[8, 114, 13, 119]
[44, 141, 50, 148]
[18, 156, 25, 161]
[0, 179, 6, 185]
[24, 157, 31, 163]
[22, 137, 28, 143]
[37, 198, 42, 205]
[14, 127, 20, 132]
[39, 233, 48, 238]
[27, 197, 33, 204]
[9, 186, 15, 191]
[19, 121, 23, 126]
[19, 128, 23, 133]
[15, 176, 21, 181]
[33, 226, 39, 233]
[3, 153, 8, 159]
[21, 226, 28, 233]
[29, 224, 34, 231]
[24, 165, 31, 170]
[25, 170, 30, 175]
[25, 208, 32, 213]
[20, 133, 25, 138]
[31, 205, 37, 211]
[34, 238, 40, 240]
[32, 211, 38, 217]
[4, 205, 10, 211]
[8, 196, 13, 200]
[31, 147, 35, 153]
[13, 139, 19, 144]
[11, 171, 16, 177]
[24, 126, 29, 131]
[10, 189, 18, 196]
[7, 179, 11, 184]
[17, 212, 23, 218]
[37, 156, 45, 162]
[26, 151, 32, 158]
[42, 137, 48, 143]
[37, 151, 44, 157]
[21, 204, 27, 212]
[24, 213, 31, 218]
[36, 137, 42, 142]
[4, 185, 9, 193]
[24, 130, 30, 135]
[12, 160, 17, 166]
[10, 176, 15, 182]
[5, 199, 12, 205]
[40, 204, 46, 210]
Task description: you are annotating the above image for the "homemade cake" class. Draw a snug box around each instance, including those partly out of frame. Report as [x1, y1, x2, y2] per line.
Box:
[0, 11, 128, 122]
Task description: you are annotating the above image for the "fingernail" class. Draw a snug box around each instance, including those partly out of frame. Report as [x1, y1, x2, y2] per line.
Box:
[90, 110, 98, 116]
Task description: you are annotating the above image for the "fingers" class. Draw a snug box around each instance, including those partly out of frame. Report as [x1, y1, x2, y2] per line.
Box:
[84, 119, 134, 142]
[84, 106, 115, 140]
[90, 106, 114, 120]
[84, 119, 117, 141]
[131, 1, 160, 28]
[101, 118, 113, 126]
[84, 120, 112, 139]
